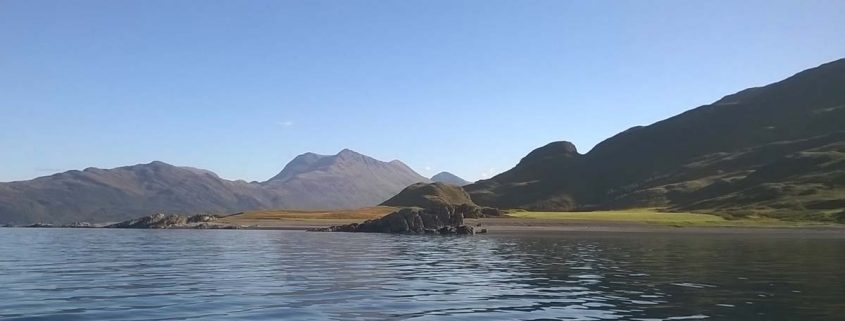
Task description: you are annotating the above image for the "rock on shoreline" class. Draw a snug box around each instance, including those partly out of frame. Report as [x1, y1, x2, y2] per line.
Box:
[106, 213, 239, 229]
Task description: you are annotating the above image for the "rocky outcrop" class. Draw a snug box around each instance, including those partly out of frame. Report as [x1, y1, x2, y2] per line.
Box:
[15, 222, 96, 228]
[62, 222, 95, 228]
[381, 182, 504, 218]
[25, 223, 54, 228]
[315, 206, 476, 234]
[106, 213, 239, 229]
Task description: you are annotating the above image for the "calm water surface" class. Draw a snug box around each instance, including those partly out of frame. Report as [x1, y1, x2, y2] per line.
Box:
[0, 228, 843, 321]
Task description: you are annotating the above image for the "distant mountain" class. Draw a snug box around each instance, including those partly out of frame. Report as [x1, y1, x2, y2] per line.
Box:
[262, 149, 431, 209]
[0, 149, 430, 225]
[431, 172, 470, 186]
[0, 161, 281, 225]
[467, 58, 845, 221]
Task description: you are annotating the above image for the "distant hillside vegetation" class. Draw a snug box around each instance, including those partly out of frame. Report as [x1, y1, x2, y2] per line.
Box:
[467, 58, 845, 221]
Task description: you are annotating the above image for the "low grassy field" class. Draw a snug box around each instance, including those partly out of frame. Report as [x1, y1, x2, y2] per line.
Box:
[218, 206, 840, 229]
[506, 208, 839, 227]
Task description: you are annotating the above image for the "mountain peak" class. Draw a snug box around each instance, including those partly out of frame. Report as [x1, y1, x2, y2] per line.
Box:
[148, 160, 172, 167]
[431, 171, 471, 186]
[336, 148, 365, 160]
[517, 141, 580, 166]
[267, 152, 329, 183]
[266, 149, 426, 184]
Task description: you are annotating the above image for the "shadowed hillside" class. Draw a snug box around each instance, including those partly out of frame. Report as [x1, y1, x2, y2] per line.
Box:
[467, 58, 845, 220]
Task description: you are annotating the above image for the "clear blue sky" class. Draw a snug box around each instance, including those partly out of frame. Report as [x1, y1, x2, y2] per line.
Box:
[1, 0, 844, 182]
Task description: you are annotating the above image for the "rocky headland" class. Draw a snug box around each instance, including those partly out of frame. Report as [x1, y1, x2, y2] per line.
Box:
[315, 183, 504, 234]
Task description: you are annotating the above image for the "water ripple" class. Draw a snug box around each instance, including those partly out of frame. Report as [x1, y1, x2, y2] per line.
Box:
[0, 229, 843, 320]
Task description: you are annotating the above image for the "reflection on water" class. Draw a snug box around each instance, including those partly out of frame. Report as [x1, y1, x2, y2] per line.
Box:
[0, 229, 843, 320]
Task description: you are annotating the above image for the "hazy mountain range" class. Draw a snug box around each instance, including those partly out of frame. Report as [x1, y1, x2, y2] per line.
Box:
[0, 150, 430, 224]
[467, 58, 845, 220]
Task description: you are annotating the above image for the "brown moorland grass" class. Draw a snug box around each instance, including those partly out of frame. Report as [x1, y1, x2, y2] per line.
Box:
[222, 206, 397, 221]
[506, 208, 843, 228]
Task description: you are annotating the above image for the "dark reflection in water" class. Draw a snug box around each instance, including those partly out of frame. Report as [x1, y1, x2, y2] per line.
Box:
[0, 229, 843, 320]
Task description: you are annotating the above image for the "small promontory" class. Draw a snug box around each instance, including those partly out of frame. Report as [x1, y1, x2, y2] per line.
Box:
[381, 182, 503, 218]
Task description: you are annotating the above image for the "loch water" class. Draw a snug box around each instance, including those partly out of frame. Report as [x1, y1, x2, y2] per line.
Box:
[0, 228, 843, 321]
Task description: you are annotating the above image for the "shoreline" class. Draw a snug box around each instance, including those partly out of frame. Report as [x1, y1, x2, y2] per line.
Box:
[215, 216, 845, 236]
[7, 216, 844, 237]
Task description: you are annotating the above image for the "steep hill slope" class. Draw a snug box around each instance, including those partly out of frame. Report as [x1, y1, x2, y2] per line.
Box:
[467, 58, 845, 220]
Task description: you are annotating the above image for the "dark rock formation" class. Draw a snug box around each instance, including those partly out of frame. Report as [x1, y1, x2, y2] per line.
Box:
[107, 213, 188, 229]
[25, 223, 54, 228]
[106, 213, 238, 229]
[61, 222, 95, 228]
[315, 206, 475, 234]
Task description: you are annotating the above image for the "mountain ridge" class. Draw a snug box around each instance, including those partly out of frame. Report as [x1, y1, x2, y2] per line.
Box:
[0, 150, 430, 224]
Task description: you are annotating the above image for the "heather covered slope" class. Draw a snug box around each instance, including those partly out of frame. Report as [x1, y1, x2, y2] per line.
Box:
[467, 59, 845, 220]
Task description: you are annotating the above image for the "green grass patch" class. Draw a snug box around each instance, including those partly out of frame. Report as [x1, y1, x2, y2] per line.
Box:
[506, 208, 839, 228]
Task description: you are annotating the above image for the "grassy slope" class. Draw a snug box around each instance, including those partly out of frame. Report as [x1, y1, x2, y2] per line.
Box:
[507, 208, 841, 228]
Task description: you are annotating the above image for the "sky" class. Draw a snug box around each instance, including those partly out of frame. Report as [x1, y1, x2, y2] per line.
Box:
[1, 0, 844, 183]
